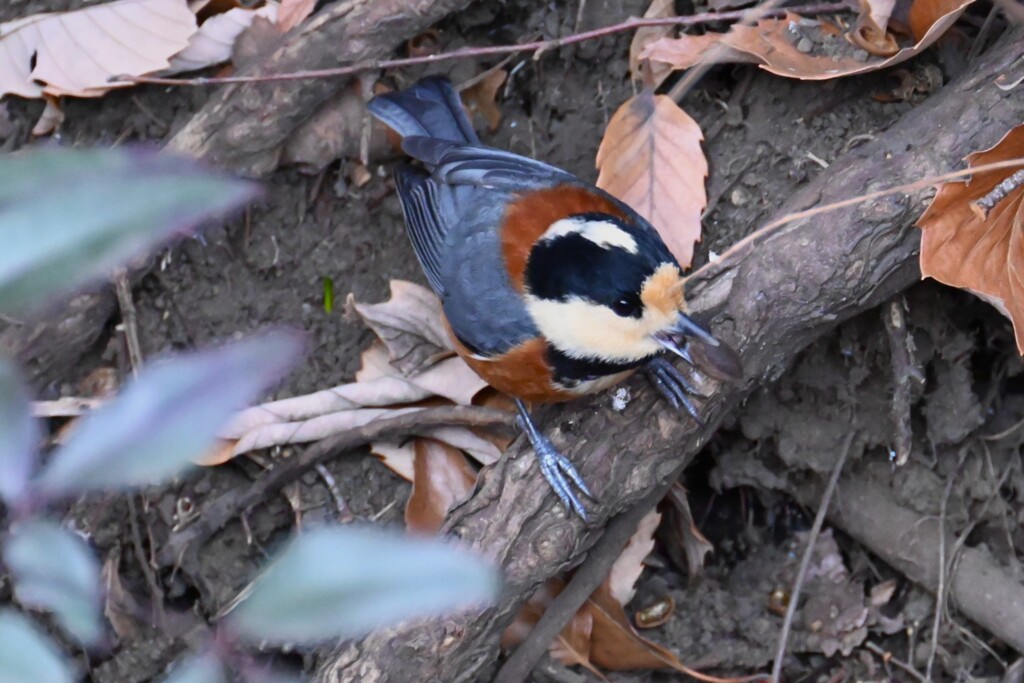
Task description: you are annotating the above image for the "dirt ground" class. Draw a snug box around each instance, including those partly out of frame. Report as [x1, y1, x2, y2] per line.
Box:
[2, 0, 1022, 681]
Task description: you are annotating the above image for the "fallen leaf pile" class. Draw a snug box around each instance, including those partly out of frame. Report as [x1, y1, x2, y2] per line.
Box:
[0, 0, 317, 101]
[596, 89, 707, 269]
[638, 0, 973, 81]
[206, 280, 738, 676]
[917, 124, 1024, 353]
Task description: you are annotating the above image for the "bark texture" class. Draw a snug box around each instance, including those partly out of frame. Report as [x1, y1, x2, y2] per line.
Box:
[315, 29, 1024, 683]
[168, 0, 479, 177]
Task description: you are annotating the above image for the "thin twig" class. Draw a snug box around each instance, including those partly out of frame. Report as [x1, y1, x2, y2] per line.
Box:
[127, 496, 167, 629]
[759, 157, 1024, 231]
[770, 431, 856, 683]
[863, 642, 926, 682]
[118, 4, 850, 88]
[32, 397, 105, 418]
[494, 476, 678, 683]
[494, 459, 764, 683]
[113, 269, 143, 377]
[926, 475, 955, 681]
[667, 0, 788, 102]
[155, 406, 514, 567]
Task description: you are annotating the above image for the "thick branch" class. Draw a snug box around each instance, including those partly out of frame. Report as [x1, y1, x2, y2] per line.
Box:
[167, 0, 479, 176]
[315, 29, 1024, 683]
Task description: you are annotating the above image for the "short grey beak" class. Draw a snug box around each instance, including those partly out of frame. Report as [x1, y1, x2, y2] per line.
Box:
[653, 313, 718, 362]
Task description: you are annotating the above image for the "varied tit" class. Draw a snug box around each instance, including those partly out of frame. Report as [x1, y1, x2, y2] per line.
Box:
[368, 77, 741, 521]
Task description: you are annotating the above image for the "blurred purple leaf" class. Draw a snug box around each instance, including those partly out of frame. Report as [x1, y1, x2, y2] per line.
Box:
[0, 608, 74, 683]
[35, 330, 303, 496]
[160, 652, 225, 683]
[3, 519, 102, 647]
[0, 148, 256, 314]
[229, 525, 499, 644]
[0, 359, 38, 506]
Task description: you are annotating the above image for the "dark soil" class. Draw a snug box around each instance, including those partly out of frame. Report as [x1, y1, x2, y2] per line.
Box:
[2, 0, 1021, 681]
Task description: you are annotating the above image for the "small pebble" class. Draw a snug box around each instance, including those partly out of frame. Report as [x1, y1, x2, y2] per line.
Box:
[853, 48, 870, 62]
[796, 37, 813, 54]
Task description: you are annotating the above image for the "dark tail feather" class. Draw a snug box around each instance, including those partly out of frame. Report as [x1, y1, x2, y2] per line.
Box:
[367, 76, 479, 145]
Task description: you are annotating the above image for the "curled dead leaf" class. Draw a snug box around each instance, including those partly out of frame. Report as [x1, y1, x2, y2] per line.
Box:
[347, 280, 453, 375]
[661, 483, 714, 580]
[461, 69, 507, 133]
[629, 0, 676, 87]
[634, 595, 675, 629]
[606, 508, 661, 606]
[917, 124, 1024, 353]
[405, 439, 477, 534]
[0, 0, 196, 99]
[167, 2, 278, 74]
[277, 0, 316, 31]
[642, 0, 973, 80]
[596, 91, 707, 268]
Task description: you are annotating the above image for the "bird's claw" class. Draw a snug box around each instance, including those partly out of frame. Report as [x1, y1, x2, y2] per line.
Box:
[534, 435, 594, 520]
[645, 356, 704, 426]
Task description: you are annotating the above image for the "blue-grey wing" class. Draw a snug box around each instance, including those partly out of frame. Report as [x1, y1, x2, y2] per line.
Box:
[439, 200, 539, 357]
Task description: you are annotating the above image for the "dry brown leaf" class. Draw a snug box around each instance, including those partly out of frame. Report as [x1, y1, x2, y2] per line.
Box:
[662, 482, 714, 580]
[588, 586, 692, 672]
[629, 0, 676, 87]
[200, 281, 503, 466]
[461, 69, 507, 132]
[606, 508, 661, 607]
[852, 0, 900, 56]
[31, 95, 63, 136]
[167, 2, 278, 74]
[283, 78, 394, 174]
[641, 0, 973, 80]
[101, 554, 143, 642]
[405, 438, 477, 534]
[0, 0, 196, 99]
[277, 0, 316, 31]
[347, 280, 453, 375]
[918, 124, 1024, 353]
[597, 90, 707, 268]
[502, 579, 604, 679]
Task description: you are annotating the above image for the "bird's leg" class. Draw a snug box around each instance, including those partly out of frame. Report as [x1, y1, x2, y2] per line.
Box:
[515, 399, 595, 521]
[644, 356, 704, 426]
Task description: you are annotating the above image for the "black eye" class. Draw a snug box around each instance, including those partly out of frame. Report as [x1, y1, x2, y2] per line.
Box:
[611, 295, 640, 317]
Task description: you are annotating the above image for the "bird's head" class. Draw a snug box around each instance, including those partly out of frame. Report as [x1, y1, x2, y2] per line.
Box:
[522, 213, 736, 375]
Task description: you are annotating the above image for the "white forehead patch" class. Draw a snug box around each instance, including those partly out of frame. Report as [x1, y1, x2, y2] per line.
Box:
[541, 217, 638, 254]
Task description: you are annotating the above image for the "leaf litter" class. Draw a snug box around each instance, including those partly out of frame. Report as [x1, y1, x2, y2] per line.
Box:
[640, 0, 974, 80]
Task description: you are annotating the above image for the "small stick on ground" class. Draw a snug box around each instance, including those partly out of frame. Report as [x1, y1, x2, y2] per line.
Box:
[113, 269, 143, 377]
[493, 469, 683, 683]
[127, 496, 167, 629]
[155, 406, 514, 567]
[926, 475, 955, 681]
[883, 298, 920, 466]
[770, 431, 856, 683]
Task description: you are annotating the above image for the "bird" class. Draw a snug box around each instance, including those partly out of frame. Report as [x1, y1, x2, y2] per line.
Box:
[368, 76, 740, 521]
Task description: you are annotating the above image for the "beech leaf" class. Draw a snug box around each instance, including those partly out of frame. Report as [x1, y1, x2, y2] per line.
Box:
[405, 439, 478, 534]
[347, 280, 453, 375]
[597, 91, 707, 268]
[0, 0, 196, 99]
[629, 0, 676, 87]
[35, 331, 302, 496]
[229, 526, 499, 643]
[278, 0, 317, 31]
[641, 0, 973, 81]
[918, 124, 1024, 353]
[167, 3, 279, 74]
[0, 609, 73, 683]
[605, 509, 661, 607]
